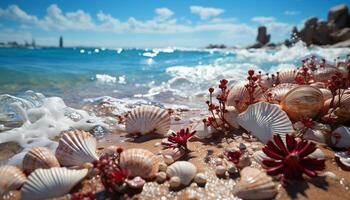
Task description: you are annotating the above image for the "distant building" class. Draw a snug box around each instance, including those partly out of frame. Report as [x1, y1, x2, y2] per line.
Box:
[59, 36, 63, 48]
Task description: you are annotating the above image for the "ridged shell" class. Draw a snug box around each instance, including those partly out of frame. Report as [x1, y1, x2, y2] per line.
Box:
[227, 81, 263, 112]
[319, 88, 333, 100]
[281, 86, 324, 121]
[23, 147, 60, 174]
[324, 94, 350, 120]
[331, 126, 350, 148]
[119, 148, 160, 179]
[125, 105, 170, 135]
[21, 167, 88, 200]
[313, 67, 341, 83]
[190, 121, 215, 139]
[233, 167, 277, 200]
[0, 166, 27, 196]
[166, 161, 197, 185]
[310, 82, 326, 88]
[278, 69, 297, 84]
[236, 102, 294, 144]
[55, 130, 99, 166]
[260, 83, 297, 103]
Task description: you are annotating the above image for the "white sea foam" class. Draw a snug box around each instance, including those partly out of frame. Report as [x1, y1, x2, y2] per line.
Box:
[95, 74, 117, 84]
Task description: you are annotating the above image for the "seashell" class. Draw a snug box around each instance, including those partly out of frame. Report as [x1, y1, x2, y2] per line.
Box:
[236, 102, 294, 144]
[21, 167, 88, 200]
[156, 172, 167, 183]
[194, 173, 207, 186]
[310, 82, 326, 88]
[161, 148, 186, 163]
[190, 120, 215, 139]
[331, 126, 350, 148]
[253, 150, 269, 165]
[223, 106, 239, 128]
[119, 148, 160, 179]
[278, 69, 298, 84]
[303, 129, 328, 144]
[324, 94, 350, 121]
[335, 152, 350, 170]
[55, 130, 99, 166]
[319, 88, 333, 100]
[169, 176, 181, 189]
[125, 176, 145, 189]
[125, 105, 170, 135]
[308, 148, 325, 160]
[234, 167, 277, 200]
[23, 147, 60, 174]
[313, 67, 340, 83]
[166, 161, 197, 185]
[0, 165, 27, 196]
[215, 165, 227, 177]
[227, 81, 263, 112]
[281, 86, 324, 121]
[260, 83, 297, 103]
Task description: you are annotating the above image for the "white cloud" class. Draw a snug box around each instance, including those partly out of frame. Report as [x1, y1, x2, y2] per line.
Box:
[251, 16, 276, 24]
[284, 10, 300, 16]
[0, 5, 38, 23]
[154, 8, 174, 21]
[190, 6, 224, 20]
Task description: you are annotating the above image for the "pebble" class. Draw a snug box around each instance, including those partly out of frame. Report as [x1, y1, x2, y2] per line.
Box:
[237, 143, 247, 151]
[215, 158, 223, 166]
[156, 172, 167, 183]
[154, 142, 161, 147]
[158, 162, 168, 172]
[236, 155, 252, 169]
[194, 173, 207, 186]
[163, 155, 174, 165]
[83, 162, 94, 170]
[169, 176, 181, 189]
[227, 166, 238, 174]
[89, 125, 108, 139]
[215, 165, 227, 178]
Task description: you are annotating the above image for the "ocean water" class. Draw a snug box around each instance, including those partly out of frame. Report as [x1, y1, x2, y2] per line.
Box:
[0, 42, 349, 108]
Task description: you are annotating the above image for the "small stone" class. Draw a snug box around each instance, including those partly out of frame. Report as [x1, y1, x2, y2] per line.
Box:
[215, 158, 223, 166]
[194, 173, 207, 186]
[158, 162, 168, 172]
[125, 176, 145, 189]
[237, 143, 247, 151]
[83, 162, 94, 170]
[236, 155, 252, 169]
[215, 165, 227, 178]
[156, 172, 167, 183]
[164, 155, 174, 165]
[169, 176, 181, 189]
[89, 125, 108, 139]
[227, 166, 238, 174]
[154, 142, 161, 147]
[324, 171, 337, 180]
[114, 182, 128, 192]
[218, 153, 224, 159]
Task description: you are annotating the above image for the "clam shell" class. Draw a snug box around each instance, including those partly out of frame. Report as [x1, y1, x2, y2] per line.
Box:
[236, 102, 294, 144]
[281, 86, 324, 121]
[324, 94, 350, 120]
[313, 67, 340, 83]
[55, 130, 99, 166]
[119, 148, 160, 179]
[125, 105, 170, 135]
[190, 121, 215, 139]
[227, 81, 263, 112]
[260, 83, 297, 103]
[0, 165, 27, 196]
[331, 126, 350, 148]
[335, 152, 350, 169]
[21, 167, 88, 200]
[234, 167, 277, 200]
[223, 106, 239, 128]
[319, 88, 333, 101]
[23, 147, 60, 174]
[166, 161, 197, 185]
[278, 69, 297, 84]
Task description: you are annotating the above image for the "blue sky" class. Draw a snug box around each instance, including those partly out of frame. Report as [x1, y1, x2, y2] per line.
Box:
[0, 0, 348, 47]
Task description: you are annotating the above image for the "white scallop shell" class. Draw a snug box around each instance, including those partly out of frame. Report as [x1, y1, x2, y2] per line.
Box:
[278, 69, 297, 84]
[125, 105, 171, 135]
[233, 167, 277, 200]
[236, 102, 294, 144]
[223, 106, 239, 128]
[21, 167, 88, 200]
[227, 81, 263, 112]
[166, 161, 197, 185]
[0, 165, 27, 196]
[331, 126, 350, 148]
[23, 147, 60, 174]
[260, 83, 297, 103]
[55, 130, 99, 166]
[119, 148, 160, 180]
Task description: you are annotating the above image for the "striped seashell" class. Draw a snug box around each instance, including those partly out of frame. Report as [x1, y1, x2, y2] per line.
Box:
[23, 147, 60, 174]
[324, 94, 350, 111]
[319, 88, 333, 101]
[313, 67, 341, 83]
[119, 148, 160, 180]
[166, 161, 197, 185]
[21, 167, 88, 200]
[55, 130, 99, 166]
[281, 86, 324, 121]
[125, 105, 171, 135]
[278, 69, 297, 84]
[0, 165, 27, 196]
[310, 82, 326, 88]
[236, 102, 294, 144]
[233, 167, 277, 200]
[227, 81, 263, 112]
[260, 83, 297, 103]
[331, 126, 350, 148]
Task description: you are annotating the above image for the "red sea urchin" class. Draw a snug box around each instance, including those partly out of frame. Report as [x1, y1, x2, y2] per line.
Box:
[262, 134, 325, 183]
[162, 128, 195, 151]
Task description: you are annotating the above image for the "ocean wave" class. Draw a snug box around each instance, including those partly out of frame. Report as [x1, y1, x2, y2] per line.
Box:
[94, 74, 127, 84]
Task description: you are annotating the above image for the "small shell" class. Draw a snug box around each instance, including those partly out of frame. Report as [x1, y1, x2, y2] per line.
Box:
[324, 94, 350, 121]
[223, 106, 239, 128]
[236, 102, 294, 144]
[310, 82, 326, 88]
[260, 83, 297, 103]
[319, 88, 333, 100]
[335, 152, 350, 170]
[0, 166, 27, 196]
[190, 121, 215, 139]
[23, 147, 60, 174]
[278, 69, 298, 84]
[169, 176, 181, 189]
[215, 165, 227, 178]
[55, 130, 99, 166]
[119, 148, 160, 179]
[227, 81, 263, 112]
[233, 167, 277, 200]
[331, 126, 350, 148]
[156, 172, 167, 183]
[194, 173, 207, 186]
[166, 161, 197, 185]
[281, 86, 324, 121]
[21, 167, 88, 200]
[313, 67, 340, 83]
[125, 105, 170, 135]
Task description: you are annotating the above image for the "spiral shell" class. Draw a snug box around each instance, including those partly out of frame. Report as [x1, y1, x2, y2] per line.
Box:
[21, 167, 88, 200]
[227, 81, 263, 112]
[166, 161, 197, 185]
[55, 130, 99, 166]
[281, 86, 324, 121]
[331, 126, 350, 148]
[125, 105, 171, 135]
[119, 148, 160, 180]
[260, 83, 297, 103]
[23, 147, 60, 174]
[0, 165, 27, 196]
[313, 67, 341, 83]
[236, 102, 294, 144]
[233, 167, 277, 200]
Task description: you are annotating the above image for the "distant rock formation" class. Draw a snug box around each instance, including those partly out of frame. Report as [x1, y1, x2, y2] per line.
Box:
[206, 44, 227, 49]
[59, 36, 63, 48]
[249, 26, 271, 48]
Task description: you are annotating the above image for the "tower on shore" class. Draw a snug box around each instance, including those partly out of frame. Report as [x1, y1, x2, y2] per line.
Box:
[59, 36, 63, 48]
